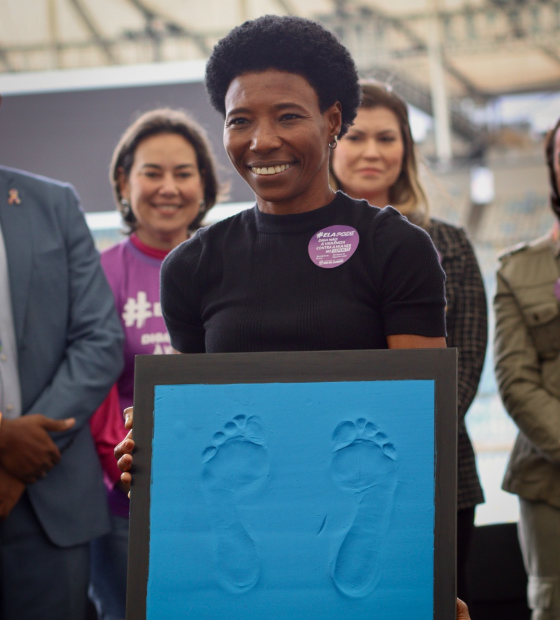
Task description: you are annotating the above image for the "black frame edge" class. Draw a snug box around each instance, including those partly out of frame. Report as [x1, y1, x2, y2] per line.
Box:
[126, 348, 457, 620]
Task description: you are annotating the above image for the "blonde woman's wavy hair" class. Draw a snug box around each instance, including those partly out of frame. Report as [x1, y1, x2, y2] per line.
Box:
[330, 79, 430, 227]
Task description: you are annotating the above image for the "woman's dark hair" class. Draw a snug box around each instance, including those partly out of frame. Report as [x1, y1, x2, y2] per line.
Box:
[205, 15, 361, 138]
[331, 79, 429, 226]
[544, 116, 560, 220]
[110, 108, 221, 232]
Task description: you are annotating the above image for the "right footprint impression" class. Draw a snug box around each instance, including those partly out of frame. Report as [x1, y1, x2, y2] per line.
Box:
[330, 418, 398, 597]
[201, 415, 269, 594]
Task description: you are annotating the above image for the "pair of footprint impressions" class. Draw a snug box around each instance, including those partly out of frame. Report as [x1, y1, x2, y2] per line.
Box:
[201, 415, 397, 598]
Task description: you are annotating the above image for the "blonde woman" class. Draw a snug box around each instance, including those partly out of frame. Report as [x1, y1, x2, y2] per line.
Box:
[330, 81, 487, 604]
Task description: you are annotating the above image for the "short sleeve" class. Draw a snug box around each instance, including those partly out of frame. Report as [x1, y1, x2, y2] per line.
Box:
[160, 237, 206, 353]
[375, 210, 447, 337]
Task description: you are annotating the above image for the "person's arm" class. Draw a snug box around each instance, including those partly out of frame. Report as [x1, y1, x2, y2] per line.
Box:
[117, 238, 207, 492]
[446, 231, 488, 422]
[0, 415, 75, 483]
[90, 384, 127, 488]
[113, 335, 446, 492]
[21, 185, 124, 431]
[494, 270, 560, 465]
[113, 343, 447, 487]
[160, 237, 205, 354]
[0, 184, 123, 483]
[376, 212, 447, 344]
[387, 334, 446, 349]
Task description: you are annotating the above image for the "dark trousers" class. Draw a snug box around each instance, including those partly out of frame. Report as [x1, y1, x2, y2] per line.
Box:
[0, 492, 89, 620]
[457, 507, 476, 605]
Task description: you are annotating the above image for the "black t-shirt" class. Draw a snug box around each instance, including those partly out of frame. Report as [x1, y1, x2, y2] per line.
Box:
[161, 192, 446, 353]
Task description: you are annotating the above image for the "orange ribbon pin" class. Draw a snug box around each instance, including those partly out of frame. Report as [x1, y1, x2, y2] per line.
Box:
[7, 189, 21, 205]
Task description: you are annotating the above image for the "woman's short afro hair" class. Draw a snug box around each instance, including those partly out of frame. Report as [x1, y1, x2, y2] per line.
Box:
[205, 14, 361, 137]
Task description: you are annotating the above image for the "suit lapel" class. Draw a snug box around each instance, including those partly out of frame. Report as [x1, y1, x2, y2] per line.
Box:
[0, 169, 33, 343]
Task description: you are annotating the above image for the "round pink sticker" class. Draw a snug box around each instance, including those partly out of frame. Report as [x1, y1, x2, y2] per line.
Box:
[308, 225, 359, 269]
[554, 278, 560, 301]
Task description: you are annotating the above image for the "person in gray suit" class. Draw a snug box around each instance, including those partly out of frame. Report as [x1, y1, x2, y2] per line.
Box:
[0, 103, 124, 618]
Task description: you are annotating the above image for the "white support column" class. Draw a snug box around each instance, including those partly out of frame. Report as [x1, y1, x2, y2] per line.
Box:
[238, 0, 250, 23]
[427, 0, 452, 166]
[47, 0, 61, 70]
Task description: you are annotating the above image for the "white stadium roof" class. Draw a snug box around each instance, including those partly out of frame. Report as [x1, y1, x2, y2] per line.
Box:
[0, 0, 559, 100]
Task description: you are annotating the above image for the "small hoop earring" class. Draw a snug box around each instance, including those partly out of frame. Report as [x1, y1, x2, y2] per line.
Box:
[328, 136, 338, 150]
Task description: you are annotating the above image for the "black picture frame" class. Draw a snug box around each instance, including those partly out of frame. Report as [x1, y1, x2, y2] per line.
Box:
[127, 348, 457, 620]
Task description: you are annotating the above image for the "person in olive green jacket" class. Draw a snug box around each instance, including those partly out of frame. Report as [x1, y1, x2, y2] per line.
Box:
[494, 116, 560, 620]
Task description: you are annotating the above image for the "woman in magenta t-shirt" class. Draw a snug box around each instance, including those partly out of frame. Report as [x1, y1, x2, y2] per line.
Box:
[89, 108, 220, 620]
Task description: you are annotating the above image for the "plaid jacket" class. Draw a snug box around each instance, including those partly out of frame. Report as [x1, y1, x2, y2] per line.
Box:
[427, 218, 486, 510]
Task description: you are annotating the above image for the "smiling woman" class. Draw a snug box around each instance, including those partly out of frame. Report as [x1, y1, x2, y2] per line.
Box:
[88, 108, 221, 620]
[331, 106, 405, 209]
[223, 70, 341, 214]
[330, 81, 430, 225]
[114, 16, 464, 614]
[118, 14, 452, 604]
[117, 133, 204, 249]
[110, 108, 219, 247]
[330, 80, 488, 605]
[158, 15, 446, 354]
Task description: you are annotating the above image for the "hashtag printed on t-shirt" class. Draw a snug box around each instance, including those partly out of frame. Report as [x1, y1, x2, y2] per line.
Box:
[101, 238, 172, 412]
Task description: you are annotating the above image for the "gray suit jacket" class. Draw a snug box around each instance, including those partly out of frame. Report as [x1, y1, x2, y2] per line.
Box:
[0, 165, 124, 546]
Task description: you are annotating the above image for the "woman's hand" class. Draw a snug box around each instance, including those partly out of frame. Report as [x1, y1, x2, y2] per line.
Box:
[457, 598, 471, 619]
[387, 334, 446, 349]
[114, 407, 134, 495]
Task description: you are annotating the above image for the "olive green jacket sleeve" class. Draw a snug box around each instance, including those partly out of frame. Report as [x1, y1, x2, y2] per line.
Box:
[494, 240, 560, 469]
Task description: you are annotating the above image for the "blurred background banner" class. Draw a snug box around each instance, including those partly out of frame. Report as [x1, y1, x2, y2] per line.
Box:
[1, 0, 560, 527]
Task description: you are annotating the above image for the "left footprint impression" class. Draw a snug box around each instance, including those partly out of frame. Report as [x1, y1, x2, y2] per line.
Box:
[201, 415, 269, 593]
